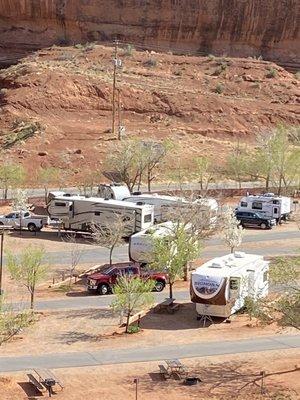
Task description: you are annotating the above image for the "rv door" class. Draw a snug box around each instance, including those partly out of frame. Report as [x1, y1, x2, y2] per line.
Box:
[273, 206, 280, 219]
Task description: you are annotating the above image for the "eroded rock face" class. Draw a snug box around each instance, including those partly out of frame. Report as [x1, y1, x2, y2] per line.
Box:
[0, 0, 299, 66]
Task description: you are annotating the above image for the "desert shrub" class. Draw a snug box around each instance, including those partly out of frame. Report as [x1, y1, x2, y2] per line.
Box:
[56, 52, 74, 61]
[123, 44, 134, 56]
[173, 70, 182, 76]
[266, 67, 277, 78]
[295, 71, 300, 80]
[208, 54, 215, 61]
[82, 42, 95, 52]
[2, 120, 43, 149]
[127, 324, 140, 334]
[143, 58, 157, 68]
[215, 83, 224, 94]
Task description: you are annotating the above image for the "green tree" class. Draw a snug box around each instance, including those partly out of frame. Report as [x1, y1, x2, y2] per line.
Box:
[0, 296, 34, 345]
[111, 276, 155, 333]
[245, 257, 300, 330]
[225, 142, 249, 189]
[6, 246, 47, 309]
[105, 139, 147, 192]
[0, 161, 25, 199]
[140, 139, 173, 192]
[38, 167, 61, 203]
[91, 212, 131, 266]
[150, 224, 200, 298]
[193, 156, 214, 192]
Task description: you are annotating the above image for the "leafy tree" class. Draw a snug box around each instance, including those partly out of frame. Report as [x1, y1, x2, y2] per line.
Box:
[150, 224, 200, 298]
[222, 208, 244, 253]
[38, 167, 61, 203]
[105, 139, 147, 192]
[225, 142, 249, 189]
[62, 234, 84, 288]
[111, 276, 155, 333]
[193, 156, 214, 192]
[6, 246, 47, 309]
[140, 139, 173, 191]
[245, 257, 300, 330]
[0, 161, 25, 199]
[0, 296, 34, 345]
[91, 212, 131, 266]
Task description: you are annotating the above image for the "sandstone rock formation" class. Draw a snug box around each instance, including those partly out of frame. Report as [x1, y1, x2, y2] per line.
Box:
[0, 0, 299, 67]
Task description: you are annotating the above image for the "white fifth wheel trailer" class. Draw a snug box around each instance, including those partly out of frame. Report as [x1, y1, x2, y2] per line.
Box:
[47, 194, 154, 235]
[129, 221, 176, 263]
[97, 183, 130, 200]
[190, 252, 269, 318]
[124, 193, 218, 224]
[237, 193, 291, 221]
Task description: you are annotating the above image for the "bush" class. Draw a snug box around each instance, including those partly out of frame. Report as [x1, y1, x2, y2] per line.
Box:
[2, 120, 43, 149]
[127, 324, 140, 334]
[295, 71, 300, 80]
[208, 54, 215, 61]
[266, 67, 277, 78]
[215, 83, 224, 94]
[123, 44, 134, 56]
[56, 52, 74, 61]
[143, 58, 157, 68]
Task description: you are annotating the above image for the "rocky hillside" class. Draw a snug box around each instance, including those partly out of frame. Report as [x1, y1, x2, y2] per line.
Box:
[0, 44, 299, 182]
[0, 0, 299, 67]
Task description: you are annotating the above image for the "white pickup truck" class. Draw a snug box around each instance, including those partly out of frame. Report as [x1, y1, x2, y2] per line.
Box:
[0, 211, 45, 232]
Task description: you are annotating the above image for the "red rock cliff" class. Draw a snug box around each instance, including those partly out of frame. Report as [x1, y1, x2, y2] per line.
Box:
[0, 0, 299, 66]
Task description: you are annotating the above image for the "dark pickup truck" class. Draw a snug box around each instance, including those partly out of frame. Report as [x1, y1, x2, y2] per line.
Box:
[86, 262, 168, 295]
[235, 210, 276, 229]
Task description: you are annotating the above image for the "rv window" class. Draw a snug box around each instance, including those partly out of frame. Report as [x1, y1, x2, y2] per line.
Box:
[55, 202, 67, 207]
[273, 207, 278, 214]
[144, 214, 152, 223]
[94, 212, 101, 216]
[252, 201, 262, 210]
[241, 201, 247, 207]
[263, 271, 268, 282]
[229, 278, 239, 290]
[272, 200, 279, 205]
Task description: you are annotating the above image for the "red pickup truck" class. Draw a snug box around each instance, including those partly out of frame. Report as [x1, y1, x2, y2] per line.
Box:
[86, 262, 167, 295]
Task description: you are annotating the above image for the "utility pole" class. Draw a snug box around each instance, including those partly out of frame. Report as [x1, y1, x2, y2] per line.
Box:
[112, 39, 119, 137]
[117, 88, 123, 140]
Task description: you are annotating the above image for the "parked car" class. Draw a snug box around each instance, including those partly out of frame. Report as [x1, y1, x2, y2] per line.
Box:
[0, 211, 44, 232]
[86, 262, 168, 295]
[235, 210, 276, 230]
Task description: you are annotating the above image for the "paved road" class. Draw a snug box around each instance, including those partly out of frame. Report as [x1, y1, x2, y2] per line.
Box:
[4, 180, 265, 200]
[45, 229, 300, 266]
[0, 335, 298, 372]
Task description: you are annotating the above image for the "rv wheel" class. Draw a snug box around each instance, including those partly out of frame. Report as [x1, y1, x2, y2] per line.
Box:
[260, 223, 267, 230]
[97, 283, 110, 295]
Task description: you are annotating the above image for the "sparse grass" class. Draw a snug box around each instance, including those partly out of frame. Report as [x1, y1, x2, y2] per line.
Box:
[215, 83, 224, 94]
[295, 71, 300, 80]
[56, 52, 74, 61]
[143, 58, 157, 68]
[266, 67, 277, 78]
[1, 120, 43, 149]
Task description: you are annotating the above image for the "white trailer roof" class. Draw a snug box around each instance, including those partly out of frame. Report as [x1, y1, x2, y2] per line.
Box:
[52, 195, 153, 210]
[193, 252, 264, 278]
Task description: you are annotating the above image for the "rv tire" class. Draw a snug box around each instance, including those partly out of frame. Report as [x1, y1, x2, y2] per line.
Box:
[97, 283, 110, 295]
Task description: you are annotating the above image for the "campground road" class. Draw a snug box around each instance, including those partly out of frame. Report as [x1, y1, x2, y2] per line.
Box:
[4, 180, 265, 199]
[45, 229, 300, 266]
[0, 335, 298, 372]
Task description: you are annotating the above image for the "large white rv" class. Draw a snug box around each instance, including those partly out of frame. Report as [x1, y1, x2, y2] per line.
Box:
[190, 252, 269, 318]
[129, 221, 176, 263]
[47, 194, 154, 235]
[237, 193, 291, 221]
[124, 193, 218, 224]
[97, 184, 130, 201]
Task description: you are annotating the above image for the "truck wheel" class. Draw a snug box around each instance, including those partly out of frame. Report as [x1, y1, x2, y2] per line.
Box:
[0, 222, 3, 225]
[154, 280, 165, 292]
[97, 283, 110, 295]
[260, 223, 267, 230]
[27, 223, 37, 232]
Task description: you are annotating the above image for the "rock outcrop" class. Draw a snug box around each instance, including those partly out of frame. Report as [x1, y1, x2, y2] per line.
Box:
[0, 0, 299, 67]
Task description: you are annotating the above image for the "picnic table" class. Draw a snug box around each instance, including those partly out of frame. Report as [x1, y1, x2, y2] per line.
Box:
[28, 369, 64, 397]
[156, 298, 180, 314]
[158, 359, 188, 379]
